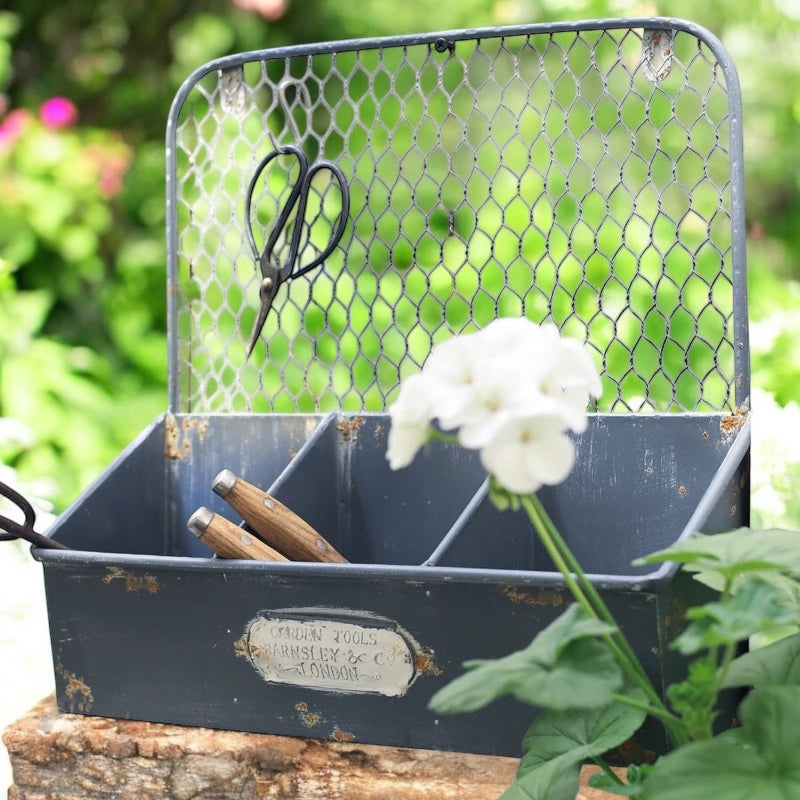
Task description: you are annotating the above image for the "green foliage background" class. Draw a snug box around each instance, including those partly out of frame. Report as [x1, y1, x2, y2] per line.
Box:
[0, 0, 799, 517]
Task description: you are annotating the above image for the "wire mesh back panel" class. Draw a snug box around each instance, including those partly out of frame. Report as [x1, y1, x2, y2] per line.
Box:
[166, 19, 747, 415]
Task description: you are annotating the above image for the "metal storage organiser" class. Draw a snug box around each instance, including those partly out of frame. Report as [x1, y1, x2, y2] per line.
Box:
[39, 18, 750, 757]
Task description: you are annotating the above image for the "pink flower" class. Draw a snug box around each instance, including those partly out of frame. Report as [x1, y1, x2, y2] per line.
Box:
[0, 109, 31, 147]
[85, 142, 132, 199]
[40, 97, 78, 129]
[233, 0, 287, 21]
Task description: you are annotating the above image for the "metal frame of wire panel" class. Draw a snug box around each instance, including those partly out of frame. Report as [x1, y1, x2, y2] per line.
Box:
[165, 17, 748, 417]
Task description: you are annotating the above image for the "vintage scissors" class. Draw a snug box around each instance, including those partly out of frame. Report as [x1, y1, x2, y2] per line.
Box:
[243, 143, 350, 358]
[0, 481, 69, 550]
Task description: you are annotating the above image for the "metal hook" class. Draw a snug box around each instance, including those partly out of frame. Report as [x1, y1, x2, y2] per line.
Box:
[277, 78, 313, 143]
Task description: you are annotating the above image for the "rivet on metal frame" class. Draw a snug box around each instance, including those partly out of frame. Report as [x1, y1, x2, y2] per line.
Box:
[641, 28, 675, 83]
[219, 64, 247, 114]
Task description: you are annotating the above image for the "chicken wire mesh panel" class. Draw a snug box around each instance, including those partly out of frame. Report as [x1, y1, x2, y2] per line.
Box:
[166, 19, 747, 415]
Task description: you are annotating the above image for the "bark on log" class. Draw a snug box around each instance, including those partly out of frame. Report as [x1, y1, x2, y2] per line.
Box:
[3, 696, 620, 799]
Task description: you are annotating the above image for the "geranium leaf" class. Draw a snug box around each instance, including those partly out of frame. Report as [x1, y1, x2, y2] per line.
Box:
[723, 632, 800, 688]
[500, 754, 582, 800]
[636, 529, 800, 584]
[518, 689, 648, 776]
[671, 578, 800, 655]
[428, 604, 620, 714]
[511, 636, 622, 709]
[640, 687, 800, 800]
[590, 767, 649, 798]
[665, 656, 718, 740]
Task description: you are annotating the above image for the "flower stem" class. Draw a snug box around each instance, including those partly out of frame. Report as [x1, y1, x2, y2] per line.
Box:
[611, 693, 684, 727]
[519, 493, 690, 747]
[592, 756, 625, 786]
[520, 494, 595, 615]
[427, 428, 460, 445]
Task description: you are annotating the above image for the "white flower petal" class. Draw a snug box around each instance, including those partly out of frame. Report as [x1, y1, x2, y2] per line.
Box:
[386, 372, 434, 469]
[386, 421, 429, 469]
[480, 416, 576, 494]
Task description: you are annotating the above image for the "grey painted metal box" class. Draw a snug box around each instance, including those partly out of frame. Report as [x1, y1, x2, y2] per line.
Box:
[37, 17, 750, 758]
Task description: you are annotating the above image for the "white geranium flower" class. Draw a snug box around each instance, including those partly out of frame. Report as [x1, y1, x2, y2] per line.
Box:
[386, 372, 434, 470]
[386, 317, 600, 494]
[454, 357, 545, 448]
[480, 415, 576, 494]
[423, 334, 484, 429]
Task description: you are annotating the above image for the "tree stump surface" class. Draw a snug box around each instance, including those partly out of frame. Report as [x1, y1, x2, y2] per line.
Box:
[3, 696, 618, 799]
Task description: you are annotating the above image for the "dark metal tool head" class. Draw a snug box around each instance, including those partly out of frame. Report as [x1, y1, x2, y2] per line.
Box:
[0, 481, 69, 550]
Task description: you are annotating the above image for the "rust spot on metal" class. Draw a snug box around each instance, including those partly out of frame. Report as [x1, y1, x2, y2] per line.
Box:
[234, 633, 263, 661]
[720, 406, 749, 437]
[295, 702, 321, 727]
[614, 737, 656, 765]
[183, 416, 209, 440]
[234, 635, 249, 659]
[164, 413, 184, 459]
[501, 584, 565, 607]
[165, 413, 208, 460]
[730, 504, 737, 517]
[414, 651, 443, 676]
[337, 415, 364, 442]
[665, 598, 690, 635]
[331, 728, 355, 742]
[678, 485, 687, 497]
[56, 663, 94, 713]
[102, 566, 160, 594]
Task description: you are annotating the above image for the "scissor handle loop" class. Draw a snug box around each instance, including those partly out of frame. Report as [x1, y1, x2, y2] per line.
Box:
[244, 144, 349, 278]
[290, 159, 350, 279]
[244, 144, 307, 262]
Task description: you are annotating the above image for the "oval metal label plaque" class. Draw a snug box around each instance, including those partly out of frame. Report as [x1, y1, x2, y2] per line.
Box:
[240, 610, 416, 696]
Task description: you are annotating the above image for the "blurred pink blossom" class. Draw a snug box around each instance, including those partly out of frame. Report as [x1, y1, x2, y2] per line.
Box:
[233, 0, 287, 21]
[85, 141, 132, 199]
[0, 109, 31, 147]
[40, 97, 78, 129]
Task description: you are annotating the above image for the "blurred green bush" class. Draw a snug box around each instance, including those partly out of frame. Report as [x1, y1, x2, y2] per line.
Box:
[0, 1, 798, 520]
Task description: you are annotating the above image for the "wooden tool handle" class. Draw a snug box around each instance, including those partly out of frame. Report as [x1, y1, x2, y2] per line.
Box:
[187, 507, 289, 562]
[212, 469, 347, 563]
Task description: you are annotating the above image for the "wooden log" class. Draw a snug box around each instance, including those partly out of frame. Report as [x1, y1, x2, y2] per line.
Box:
[2, 696, 623, 799]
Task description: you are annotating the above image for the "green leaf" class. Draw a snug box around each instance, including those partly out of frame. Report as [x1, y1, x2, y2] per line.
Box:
[636, 529, 800, 584]
[518, 690, 648, 776]
[500, 754, 582, 800]
[672, 578, 800, 655]
[428, 604, 620, 714]
[665, 656, 718, 740]
[640, 687, 800, 800]
[0, 288, 53, 350]
[723, 632, 800, 688]
[590, 764, 651, 797]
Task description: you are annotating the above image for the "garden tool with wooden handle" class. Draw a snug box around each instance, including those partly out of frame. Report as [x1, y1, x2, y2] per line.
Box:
[187, 507, 289, 561]
[212, 469, 348, 563]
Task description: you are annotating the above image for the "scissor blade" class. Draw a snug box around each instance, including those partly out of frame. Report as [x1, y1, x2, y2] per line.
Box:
[245, 273, 281, 360]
